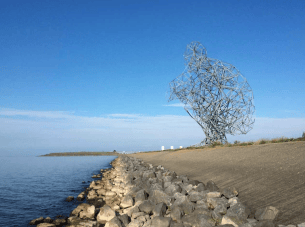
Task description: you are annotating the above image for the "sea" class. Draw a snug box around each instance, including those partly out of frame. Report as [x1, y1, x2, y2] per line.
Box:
[0, 155, 118, 227]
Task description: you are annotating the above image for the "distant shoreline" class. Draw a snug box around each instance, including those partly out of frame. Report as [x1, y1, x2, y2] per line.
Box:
[39, 151, 121, 157]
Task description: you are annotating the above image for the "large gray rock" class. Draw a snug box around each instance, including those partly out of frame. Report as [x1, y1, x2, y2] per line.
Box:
[214, 203, 227, 215]
[150, 189, 172, 205]
[118, 214, 130, 226]
[153, 202, 167, 217]
[188, 191, 207, 202]
[66, 196, 74, 202]
[29, 217, 44, 225]
[124, 205, 140, 217]
[173, 192, 185, 199]
[207, 197, 229, 210]
[97, 205, 116, 224]
[135, 189, 148, 203]
[157, 165, 164, 170]
[53, 218, 67, 226]
[163, 171, 177, 179]
[120, 195, 134, 208]
[87, 190, 98, 200]
[195, 183, 207, 192]
[228, 197, 239, 207]
[221, 187, 239, 199]
[106, 191, 117, 197]
[178, 175, 189, 183]
[198, 213, 217, 226]
[131, 211, 145, 219]
[254, 206, 279, 221]
[206, 180, 220, 192]
[221, 215, 248, 227]
[66, 216, 98, 227]
[105, 216, 123, 227]
[126, 186, 142, 198]
[164, 181, 173, 188]
[170, 206, 184, 222]
[188, 180, 200, 186]
[137, 215, 148, 226]
[227, 203, 250, 220]
[79, 204, 95, 220]
[70, 203, 93, 217]
[212, 210, 223, 225]
[172, 194, 188, 205]
[181, 215, 198, 227]
[151, 181, 163, 188]
[193, 206, 212, 217]
[254, 220, 275, 227]
[43, 217, 53, 223]
[138, 200, 154, 214]
[105, 195, 121, 207]
[169, 223, 184, 227]
[163, 176, 173, 182]
[77, 191, 86, 201]
[172, 195, 195, 215]
[180, 201, 195, 215]
[127, 219, 142, 227]
[87, 198, 105, 208]
[172, 178, 183, 184]
[143, 171, 156, 179]
[181, 213, 214, 227]
[67, 216, 81, 225]
[36, 224, 56, 227]
[181, 183, 193, 193]
[165, 184, 182, 196]
[148, 177, 158, 185]
[156, 171, 163, 180]
[195, 199, 209, 211]
[151, 216, 172, 227]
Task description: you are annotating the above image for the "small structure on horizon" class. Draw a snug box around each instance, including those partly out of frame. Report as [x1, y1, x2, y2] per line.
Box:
[161, 146, 165, 151]
[171, 146, 174, 150]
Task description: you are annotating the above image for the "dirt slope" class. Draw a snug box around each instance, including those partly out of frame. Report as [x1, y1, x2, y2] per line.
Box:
[129, 141, 305, 225]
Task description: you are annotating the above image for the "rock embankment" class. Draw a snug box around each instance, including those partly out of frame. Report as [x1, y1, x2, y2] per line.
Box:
[31, 156, 305, 227]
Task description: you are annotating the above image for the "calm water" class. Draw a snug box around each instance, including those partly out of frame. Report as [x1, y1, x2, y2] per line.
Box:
[0, 155, 117, 227]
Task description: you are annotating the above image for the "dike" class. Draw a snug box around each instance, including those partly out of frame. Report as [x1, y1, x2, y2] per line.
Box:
[30, 155, 305, 227]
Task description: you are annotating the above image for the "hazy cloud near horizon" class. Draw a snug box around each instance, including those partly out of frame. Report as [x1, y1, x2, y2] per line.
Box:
[1, 108, 304, 156]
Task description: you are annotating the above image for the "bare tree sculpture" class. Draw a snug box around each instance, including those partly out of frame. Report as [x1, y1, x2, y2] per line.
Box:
[168, 42, 255, 146]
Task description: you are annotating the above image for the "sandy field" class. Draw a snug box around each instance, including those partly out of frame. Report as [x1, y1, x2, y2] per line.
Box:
[129, 141, 305, 225]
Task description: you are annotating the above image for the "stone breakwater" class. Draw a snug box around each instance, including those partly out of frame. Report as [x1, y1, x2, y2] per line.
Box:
[30, 156, 305, 227]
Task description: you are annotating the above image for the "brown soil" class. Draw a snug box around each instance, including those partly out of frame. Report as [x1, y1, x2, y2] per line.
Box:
[128, 141, 305, 225]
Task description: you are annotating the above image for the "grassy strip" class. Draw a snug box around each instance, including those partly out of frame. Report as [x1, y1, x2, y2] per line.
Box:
[186, 134, 305, 149]
[140, 133, 305, 153]
[40, 133, 305, 155]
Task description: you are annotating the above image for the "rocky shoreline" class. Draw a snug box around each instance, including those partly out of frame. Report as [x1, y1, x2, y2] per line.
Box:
[29, 156, 305, 227]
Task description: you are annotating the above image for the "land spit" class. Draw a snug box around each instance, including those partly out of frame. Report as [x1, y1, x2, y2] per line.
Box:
[39, 152, 122, 157]
[29, 144, 305, 227]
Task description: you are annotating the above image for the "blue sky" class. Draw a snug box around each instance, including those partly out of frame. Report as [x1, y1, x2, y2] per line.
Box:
[1, 0, 305, 156]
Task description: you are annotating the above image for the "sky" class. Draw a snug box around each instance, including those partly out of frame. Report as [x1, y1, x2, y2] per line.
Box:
[1, 0, 305, 156]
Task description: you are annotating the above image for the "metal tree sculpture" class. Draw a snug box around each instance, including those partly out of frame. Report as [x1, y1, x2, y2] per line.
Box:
[169, 42, 255, 146]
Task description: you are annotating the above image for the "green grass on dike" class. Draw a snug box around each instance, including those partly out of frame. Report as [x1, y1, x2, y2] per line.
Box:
[140, 132, 305, 153]
[40, 132, 305, 155]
